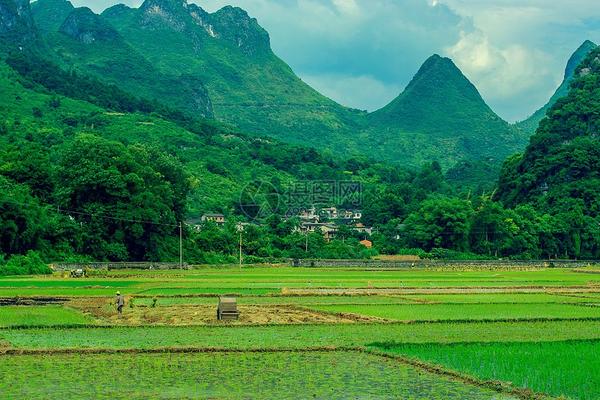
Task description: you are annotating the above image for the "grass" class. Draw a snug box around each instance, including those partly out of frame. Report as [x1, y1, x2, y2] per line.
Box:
[3, 267, 600, 398]
[137, 287, 280, 296]
[0, 351, 511, 400]
[373, 340, 600, 400]
[308, 303, 600, 322]
[3, 320, 600, 350]
[404, 293, 597, 304]
[0, 306, 91, 327]
[1, 267, 599, 297]
[0, 280, 142, 288]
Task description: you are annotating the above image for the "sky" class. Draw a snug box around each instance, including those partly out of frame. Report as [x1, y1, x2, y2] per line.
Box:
[75, 0, 600, 121]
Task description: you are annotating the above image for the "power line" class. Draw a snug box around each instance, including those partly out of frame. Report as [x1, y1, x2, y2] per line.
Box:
[0, 196, 180, 227]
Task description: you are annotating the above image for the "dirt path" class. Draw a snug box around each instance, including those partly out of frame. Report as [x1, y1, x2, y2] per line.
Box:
[68, 298, 378, 326]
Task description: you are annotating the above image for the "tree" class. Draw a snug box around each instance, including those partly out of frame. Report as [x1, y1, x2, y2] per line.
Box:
[54, 134, 189, 261]
[403, 196, 473, 251]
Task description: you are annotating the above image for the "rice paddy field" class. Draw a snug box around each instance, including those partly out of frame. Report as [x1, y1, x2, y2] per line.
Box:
[1, 265, 600, 399]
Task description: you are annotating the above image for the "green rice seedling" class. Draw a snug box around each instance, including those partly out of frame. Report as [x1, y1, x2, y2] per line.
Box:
[0, 351, 515, 399]
[2, 320, 600, 350]
[372, 340, 600, 400]
[0, 306, 92, 327]
[308, 303, 600, 322]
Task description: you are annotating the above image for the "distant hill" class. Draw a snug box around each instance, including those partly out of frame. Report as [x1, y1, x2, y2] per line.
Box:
[31, 0, 213, 118]
[366, 54, 524, 168]
[100, 0, 361, 146]
[516, 40, 597, 135]
[30, 0, 73, 32]
[7, 0, 534, 183]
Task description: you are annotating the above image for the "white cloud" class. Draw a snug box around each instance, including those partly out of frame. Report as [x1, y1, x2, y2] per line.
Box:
[302, 73, 403, 111]
[439, 0, 600, 120]
[445, 29, 557, 120]
[331, 0, 360, 16]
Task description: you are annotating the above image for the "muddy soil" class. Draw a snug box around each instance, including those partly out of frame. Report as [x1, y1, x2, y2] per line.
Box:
[0, 297, 68, 306]
[68, 298, 378, 326]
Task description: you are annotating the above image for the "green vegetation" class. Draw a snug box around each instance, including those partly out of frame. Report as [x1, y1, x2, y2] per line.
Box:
[134, 295, 416, 306]
[0, 351, 511, 400]
[2, 0, 600, 397]
[0, 305, 90, 327]
[0, 267, 599, 398]
[1, 46, 461, 265]
[374, 340, 600, 400]
[25, 0, 528, 174]
[1, 267, 599, 297]
[368, 55, 524, 169]
[403, 293, 594, 304]
[3, 0, 600, 265]
[3, 320, 600, 349]
[309, 303, 600, 322]
[497, 46, 600, 259]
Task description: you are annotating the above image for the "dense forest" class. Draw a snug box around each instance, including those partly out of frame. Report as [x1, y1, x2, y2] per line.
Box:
[1, 1, 600, 275]
[2, 46, 600, 275]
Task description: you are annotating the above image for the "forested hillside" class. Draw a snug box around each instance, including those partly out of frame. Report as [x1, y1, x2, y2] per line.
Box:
[0, 45, 454, 266]
[368, 54, 523, 168]
[28, 0, 529, 175]
[1, 0, 599, 271]
[497, 46, 600, 258]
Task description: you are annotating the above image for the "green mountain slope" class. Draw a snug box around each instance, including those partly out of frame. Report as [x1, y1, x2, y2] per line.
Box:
[98, 0, 362, 147]
[0, 54, 337, 220]
[0, 0, 37, 46]
[517, 40, 597, 135]
[30, 0, 73, 32]
[366, 55, 524, 167]
[0, 42, 447, 261]
[15, 0, 528, 180]
[497, 46, 600, 216]
[30, 1, 213, 118]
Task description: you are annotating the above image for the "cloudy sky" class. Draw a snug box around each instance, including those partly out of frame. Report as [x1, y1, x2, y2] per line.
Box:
[76, 0, 600, 121]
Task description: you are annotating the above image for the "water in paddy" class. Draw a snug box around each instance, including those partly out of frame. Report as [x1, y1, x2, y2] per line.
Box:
[0, 351, 516, 399]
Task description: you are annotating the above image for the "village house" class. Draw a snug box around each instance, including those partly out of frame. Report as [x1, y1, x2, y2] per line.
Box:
[297, 222, 338, 241]
[289, 206, 372, 241]
[201, 213, 226, 226]
[297, 206, 319, 222]
[320, 207, 338, 219]
[353, 223, 373, 236]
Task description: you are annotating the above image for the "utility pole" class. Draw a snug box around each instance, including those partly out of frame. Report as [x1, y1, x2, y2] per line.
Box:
[179, 221, 183, 269]
[239, 229, 243, 269]
[305, 233, 308, 253]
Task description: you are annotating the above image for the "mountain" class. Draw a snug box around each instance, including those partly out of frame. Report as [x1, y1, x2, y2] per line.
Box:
[10, 0, 530, 180]
[0, 0, 37, 46]
[366, 54, 524, 167]
[98, 0, 360, 146]
[517, 40, 597, 135]
[59, 6, 120, 43]
[497, 45, 600, 216]
[0, 51, 358, 220]
[30, 0, 73, 32]
[0, 46, 435, 261]
[31, 0, 213, 118]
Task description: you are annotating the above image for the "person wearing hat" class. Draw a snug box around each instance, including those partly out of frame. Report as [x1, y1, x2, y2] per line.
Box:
[115, 291, 125, 314]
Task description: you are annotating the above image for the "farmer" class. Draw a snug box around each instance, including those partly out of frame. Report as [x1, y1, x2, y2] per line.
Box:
[115, 291, 125, 314]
